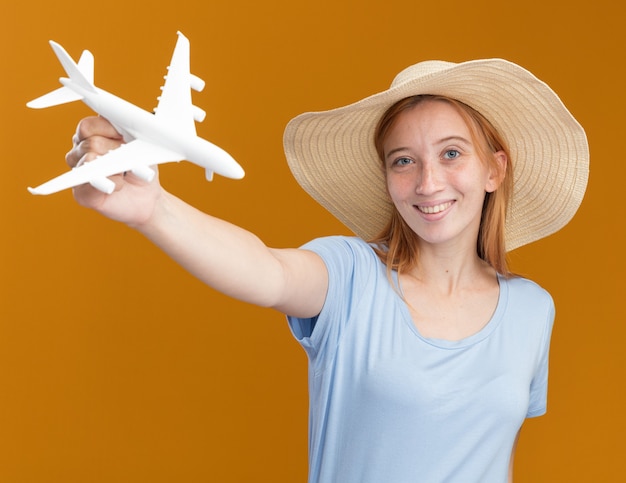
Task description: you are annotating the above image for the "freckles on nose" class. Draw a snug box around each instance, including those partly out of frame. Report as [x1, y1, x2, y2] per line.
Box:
[416, 165, 438, 192]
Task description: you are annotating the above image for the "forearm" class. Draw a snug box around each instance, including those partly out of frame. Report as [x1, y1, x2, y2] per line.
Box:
[65, 116, 325, 314]
[134, 189, 287, 307]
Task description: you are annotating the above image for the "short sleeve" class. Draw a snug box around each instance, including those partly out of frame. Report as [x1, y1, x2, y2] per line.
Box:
[286, 236, 372, 371]
[526, 299, 555, 418]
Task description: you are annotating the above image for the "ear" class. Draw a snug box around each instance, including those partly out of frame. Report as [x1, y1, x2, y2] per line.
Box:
[485, 150, 507, 193]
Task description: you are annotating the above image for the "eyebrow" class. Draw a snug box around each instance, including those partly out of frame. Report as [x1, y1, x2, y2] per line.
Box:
[384, 135, 472, 160]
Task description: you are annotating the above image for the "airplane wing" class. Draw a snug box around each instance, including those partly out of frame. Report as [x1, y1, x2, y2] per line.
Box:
[153, 32, 196, 135]
[28, 140, 184, 195]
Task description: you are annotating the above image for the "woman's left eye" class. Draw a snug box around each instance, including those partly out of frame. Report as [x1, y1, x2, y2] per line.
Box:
[443, 149, 460, 160]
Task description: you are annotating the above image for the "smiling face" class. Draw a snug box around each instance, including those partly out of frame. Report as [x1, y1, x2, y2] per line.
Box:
[383, 99, 504, 253]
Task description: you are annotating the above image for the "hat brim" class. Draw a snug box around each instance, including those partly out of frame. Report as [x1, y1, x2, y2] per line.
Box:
[283, 58, 589, 251]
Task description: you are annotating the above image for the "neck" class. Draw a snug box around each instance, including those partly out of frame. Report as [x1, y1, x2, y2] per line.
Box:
[406, 241, 496, 294]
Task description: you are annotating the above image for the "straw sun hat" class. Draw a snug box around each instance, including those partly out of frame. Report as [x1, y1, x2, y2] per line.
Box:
[283, 59, 589, 251]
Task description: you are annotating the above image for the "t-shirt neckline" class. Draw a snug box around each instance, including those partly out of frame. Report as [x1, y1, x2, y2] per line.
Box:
[392, 271, 508, 350]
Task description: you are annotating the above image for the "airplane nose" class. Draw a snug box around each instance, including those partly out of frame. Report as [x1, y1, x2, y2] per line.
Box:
[194, 138, 245, 180]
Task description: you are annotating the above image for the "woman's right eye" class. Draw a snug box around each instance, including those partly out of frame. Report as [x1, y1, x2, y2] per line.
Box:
[394, 157, 413, 166]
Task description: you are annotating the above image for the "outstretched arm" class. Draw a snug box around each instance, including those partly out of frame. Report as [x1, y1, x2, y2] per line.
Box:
[67, 116, 328, 318]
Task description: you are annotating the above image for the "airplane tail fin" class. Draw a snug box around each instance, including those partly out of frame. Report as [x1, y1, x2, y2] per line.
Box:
[27, 42, 96, 109]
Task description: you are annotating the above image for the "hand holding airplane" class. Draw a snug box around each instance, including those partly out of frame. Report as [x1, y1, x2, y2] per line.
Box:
[27, 31, 244, 195]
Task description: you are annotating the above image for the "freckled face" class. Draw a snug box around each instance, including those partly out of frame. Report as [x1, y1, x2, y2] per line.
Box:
[383, 100, 500, 250]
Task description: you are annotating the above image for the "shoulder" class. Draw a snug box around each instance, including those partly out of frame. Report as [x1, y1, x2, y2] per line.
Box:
[301, 235, 374, 252]
[300, 236, 380, 268]
[503, 275, 554, 307]
[300, 236, 387, 299]
[499, 275, 555, 337]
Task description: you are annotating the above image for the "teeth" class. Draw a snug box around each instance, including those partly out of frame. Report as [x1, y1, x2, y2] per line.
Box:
[418, 202, 452, 214]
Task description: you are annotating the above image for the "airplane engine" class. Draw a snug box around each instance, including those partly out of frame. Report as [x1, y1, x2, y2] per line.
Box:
[192, 105, 207, 123]
[190, 74, 205, 92]
[89, 177, 116, 194]
[131, 165, 156, 182]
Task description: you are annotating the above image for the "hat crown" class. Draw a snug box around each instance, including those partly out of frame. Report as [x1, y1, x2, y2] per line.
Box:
[391, 60, 456, 87]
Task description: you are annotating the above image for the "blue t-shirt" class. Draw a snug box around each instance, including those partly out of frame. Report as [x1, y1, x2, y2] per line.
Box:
[288, 236, 554, 483]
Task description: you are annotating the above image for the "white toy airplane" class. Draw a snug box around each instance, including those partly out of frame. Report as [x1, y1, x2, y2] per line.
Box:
[27, 31, 244, 195]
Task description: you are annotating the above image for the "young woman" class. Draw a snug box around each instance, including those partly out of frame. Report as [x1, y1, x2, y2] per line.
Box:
[66, 59, 589, 482]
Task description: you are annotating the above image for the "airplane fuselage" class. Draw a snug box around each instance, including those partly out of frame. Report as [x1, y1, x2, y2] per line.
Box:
[60, 77, 244, 180]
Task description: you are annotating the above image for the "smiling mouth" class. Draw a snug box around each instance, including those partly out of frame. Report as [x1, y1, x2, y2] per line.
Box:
[416, 201, 454, 214]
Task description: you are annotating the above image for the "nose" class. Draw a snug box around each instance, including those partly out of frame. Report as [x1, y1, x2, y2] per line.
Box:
[415, 162, 441, 195]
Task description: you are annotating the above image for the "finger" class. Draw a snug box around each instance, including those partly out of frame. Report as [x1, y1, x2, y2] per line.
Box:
[65, 145, 84, 169]
[67, 116, 124, 168]
[74, 151, 99, 169]
[70, 159, 127, 206]
[75, 116, 123, 143]
[66, 135, 123, 168]
[72, 178, 111, 209]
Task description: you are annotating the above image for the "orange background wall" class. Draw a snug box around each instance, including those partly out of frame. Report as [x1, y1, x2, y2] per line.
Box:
[1, 0, 623, 481]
